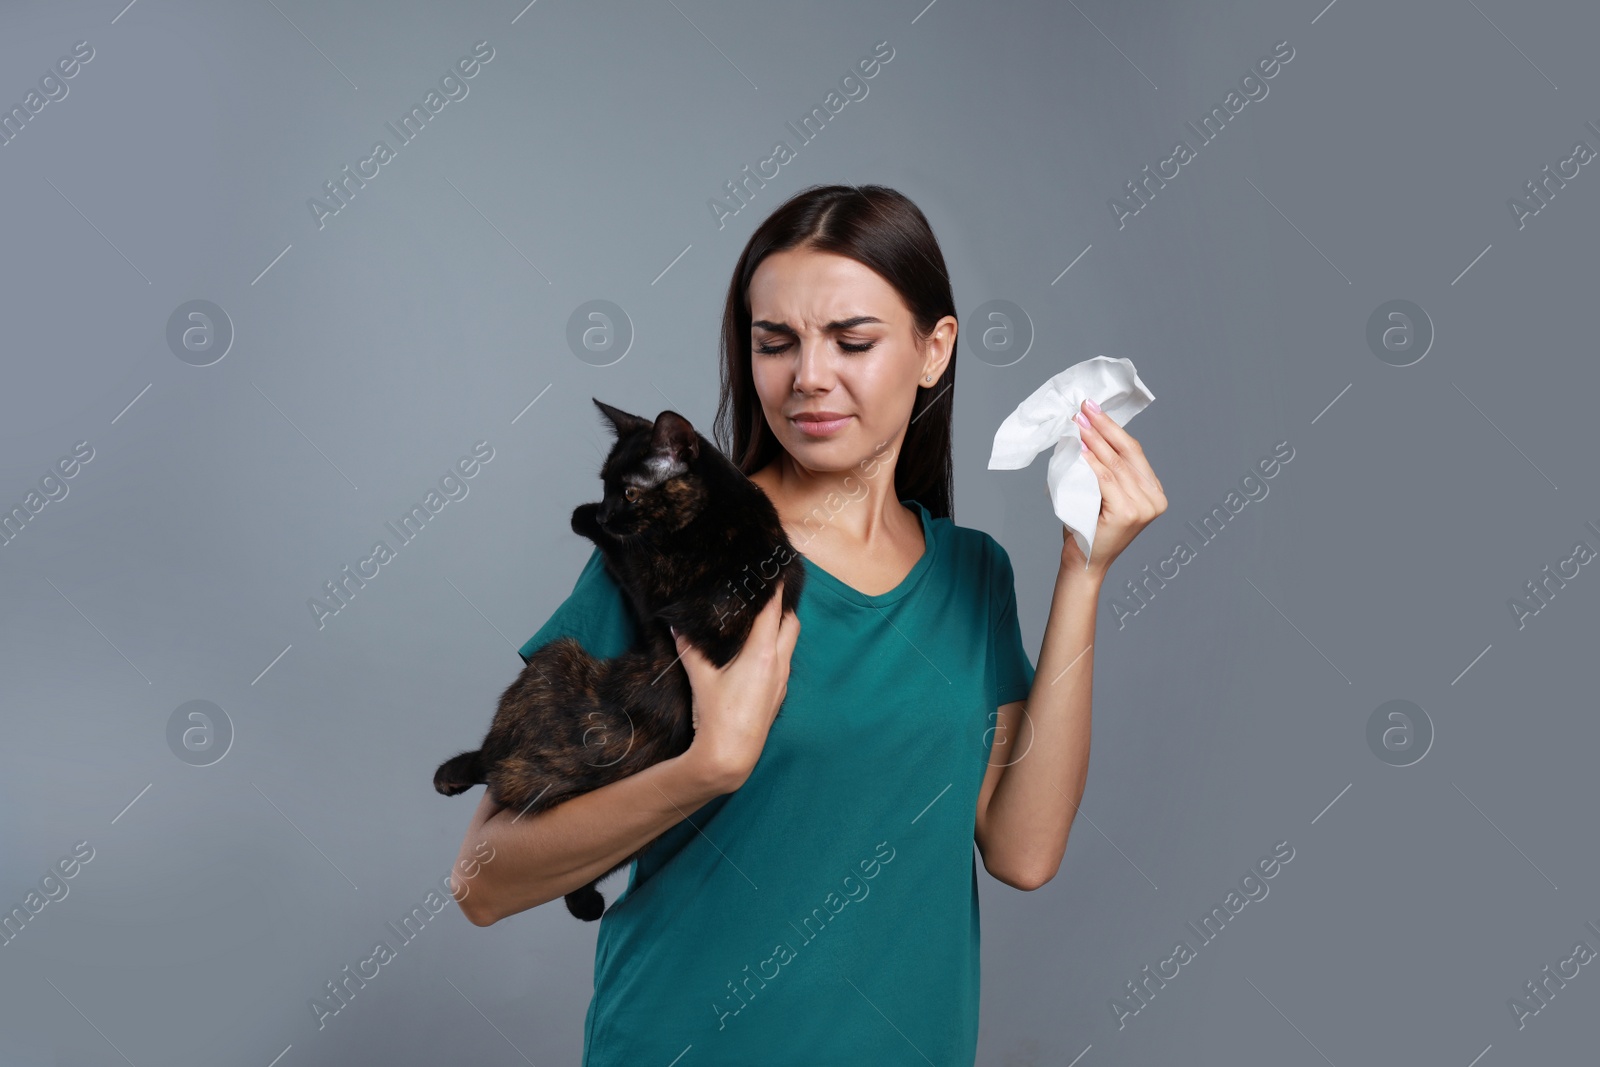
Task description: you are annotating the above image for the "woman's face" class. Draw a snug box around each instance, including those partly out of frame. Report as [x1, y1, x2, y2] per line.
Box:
[748, 248, 950, 472]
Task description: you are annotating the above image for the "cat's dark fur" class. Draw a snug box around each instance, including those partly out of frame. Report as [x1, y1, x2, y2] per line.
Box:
[433, 399, 805, 921]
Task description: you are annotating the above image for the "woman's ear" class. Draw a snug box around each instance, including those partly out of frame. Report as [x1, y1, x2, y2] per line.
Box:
[922, 314, 958, 382]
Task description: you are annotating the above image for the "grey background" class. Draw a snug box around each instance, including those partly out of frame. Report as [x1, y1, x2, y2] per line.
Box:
[1, 0, 1596, 1064]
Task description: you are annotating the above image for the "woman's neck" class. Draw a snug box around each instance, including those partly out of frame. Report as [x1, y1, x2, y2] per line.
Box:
[749, 456, 914, 554]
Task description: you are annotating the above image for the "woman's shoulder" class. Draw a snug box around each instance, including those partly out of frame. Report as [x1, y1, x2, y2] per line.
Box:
[922, 512, 1017, 620]
[517, 545, 637, 663]
[930, 512, 1011, 575]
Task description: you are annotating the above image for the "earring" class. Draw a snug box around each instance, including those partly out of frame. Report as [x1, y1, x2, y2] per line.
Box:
[924, 374, 932, 381]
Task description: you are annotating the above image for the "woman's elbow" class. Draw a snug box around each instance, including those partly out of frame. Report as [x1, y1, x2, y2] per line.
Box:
[453, 873, 513, 927]
[986, 854, 1060, 892]
[464, 903, 501, 928]
[451, 873, 493, 926]
[1013, 867, 1057, 891]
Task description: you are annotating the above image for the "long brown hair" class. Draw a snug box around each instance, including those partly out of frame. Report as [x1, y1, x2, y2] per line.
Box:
[712, 183, 957, 521]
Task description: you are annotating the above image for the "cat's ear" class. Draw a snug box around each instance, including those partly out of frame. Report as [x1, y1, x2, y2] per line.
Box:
[592, 399, 652, 438]
[651, 411, 700, 463]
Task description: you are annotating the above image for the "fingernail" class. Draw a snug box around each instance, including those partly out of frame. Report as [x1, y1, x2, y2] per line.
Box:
[1085, 398, 1102, 414]
[1073, 411, 1090, 430]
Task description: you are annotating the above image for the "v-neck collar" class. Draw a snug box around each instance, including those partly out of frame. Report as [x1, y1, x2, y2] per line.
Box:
[798, 499, 938, 608]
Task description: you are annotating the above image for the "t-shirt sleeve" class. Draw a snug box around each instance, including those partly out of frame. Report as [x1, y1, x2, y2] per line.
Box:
[517, 546, 638, 664]
[988, 538, 1036, 706]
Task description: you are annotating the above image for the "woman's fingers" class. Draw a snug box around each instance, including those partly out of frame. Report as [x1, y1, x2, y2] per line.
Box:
[1076, 404, 1128, 475]
[1079, 401, 1164, 500]
[1076, 409, 1128, 489]
[1078, 433, 1131, 511]
[734, 590, 784, 660]
[1079, 415, 1158, 517]
[1080, 400, 1141, 456]
[758, 586, 784, 634]
[673, 626, 702, 667]
[777, 603, 801, 658]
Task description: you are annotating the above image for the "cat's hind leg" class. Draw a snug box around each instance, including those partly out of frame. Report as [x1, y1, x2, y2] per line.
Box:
[433, 750, 484, 796]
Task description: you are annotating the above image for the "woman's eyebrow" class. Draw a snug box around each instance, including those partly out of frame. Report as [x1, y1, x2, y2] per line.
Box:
[751, 315, 885, 335]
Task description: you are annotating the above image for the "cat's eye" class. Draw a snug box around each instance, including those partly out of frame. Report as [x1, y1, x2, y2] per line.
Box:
[623, 487, 641, 503]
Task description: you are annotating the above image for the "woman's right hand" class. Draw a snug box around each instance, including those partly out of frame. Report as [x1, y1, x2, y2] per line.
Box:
[673, 592, 799, 791]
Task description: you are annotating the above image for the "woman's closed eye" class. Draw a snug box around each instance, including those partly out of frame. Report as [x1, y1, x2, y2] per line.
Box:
[753, 340, 877, 355]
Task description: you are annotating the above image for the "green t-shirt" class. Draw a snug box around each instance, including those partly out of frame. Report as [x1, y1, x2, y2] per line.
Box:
[517, 498, 1036, 1066]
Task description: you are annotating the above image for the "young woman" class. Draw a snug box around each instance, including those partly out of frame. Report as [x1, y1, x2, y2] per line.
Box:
[450, 184, 1166, 1065]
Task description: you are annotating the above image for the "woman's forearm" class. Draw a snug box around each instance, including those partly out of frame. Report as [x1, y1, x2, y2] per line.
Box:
[981, 557, 1102, 888]
[450, 751, 732, 926]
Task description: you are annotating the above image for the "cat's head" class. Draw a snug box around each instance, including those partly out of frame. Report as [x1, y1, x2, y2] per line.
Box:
[584, 399, 711, 541]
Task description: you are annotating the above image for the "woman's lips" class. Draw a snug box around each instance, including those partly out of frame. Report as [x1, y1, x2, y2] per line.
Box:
[791, 414, 852, 436]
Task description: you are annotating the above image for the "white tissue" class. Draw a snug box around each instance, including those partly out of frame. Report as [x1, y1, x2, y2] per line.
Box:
[987, 355, 1155, 565]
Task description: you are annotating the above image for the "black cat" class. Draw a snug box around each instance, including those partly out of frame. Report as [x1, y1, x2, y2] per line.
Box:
[434, 399, 805, 920]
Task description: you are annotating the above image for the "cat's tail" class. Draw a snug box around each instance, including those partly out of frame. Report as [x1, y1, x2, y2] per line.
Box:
[433, 750, 485, 796]
[564, 885, 606, 922]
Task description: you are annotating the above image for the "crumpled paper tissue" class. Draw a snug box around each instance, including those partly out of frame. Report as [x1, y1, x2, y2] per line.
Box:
[987, 355, 1155, 565]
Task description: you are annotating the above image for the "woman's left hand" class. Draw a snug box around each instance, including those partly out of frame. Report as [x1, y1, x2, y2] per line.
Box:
[1063, 398, 1166, 578]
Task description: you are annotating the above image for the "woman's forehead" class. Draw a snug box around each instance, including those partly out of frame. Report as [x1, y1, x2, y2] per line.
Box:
[750, 250, 897, 304]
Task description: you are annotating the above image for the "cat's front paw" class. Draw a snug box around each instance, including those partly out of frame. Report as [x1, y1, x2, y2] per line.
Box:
[571, 503, 604, 542]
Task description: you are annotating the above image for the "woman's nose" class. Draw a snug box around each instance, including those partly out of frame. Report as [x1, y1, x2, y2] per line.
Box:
[792, 339, 833, 390]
